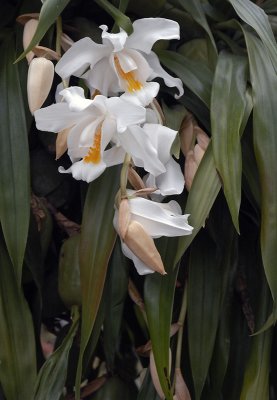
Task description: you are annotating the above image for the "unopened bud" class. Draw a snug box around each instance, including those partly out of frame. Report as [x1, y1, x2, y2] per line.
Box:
[27, 57, 54, 114]
[124, 220, 166, 275]
[128, 167, 145, 190]
[179, 113, 195, 157]
[195, 126, 210, 151]
[194, 144, 205, 165]
[56, 128, 70, 160]
[118, 198, 131, 241]
[184, 150, 198, 191]
[23, 19, 38, 64]
[174, 368, 191, 400]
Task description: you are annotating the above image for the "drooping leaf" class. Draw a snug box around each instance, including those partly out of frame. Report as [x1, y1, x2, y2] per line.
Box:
[243, 31, 277, 303]
[0, 35, 30, 282]
[144, 237, 180, 400]
[211, 52, 249, 232]
[0, 233, 36, 400]
[228, 0, 277, 72]
[158, 50, 213, 107]
[15, 0, 71, 62]
[34, 307, 79, 400]
[75, 166, 121, 398]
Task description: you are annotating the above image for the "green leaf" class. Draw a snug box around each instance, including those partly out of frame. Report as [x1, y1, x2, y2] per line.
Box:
[228, 0, 277, 72]
[211, 52, 249, 232]
[178, 0, 218, 65]
[34, 307, 79, 400]
[0, 233, 36, 400]
[158, 50, 213, 107]
[103, 239, 129, 369]
[0, 35, 30, 282]
[75, 166, 121, 398]
[95, 0, 133, 34]
[144, 237, 179, 400]
[174, 144, 221, 266]
[15, 0, 71, 62]
[187, 231, 222, 399]
[243, 31, 277, 302]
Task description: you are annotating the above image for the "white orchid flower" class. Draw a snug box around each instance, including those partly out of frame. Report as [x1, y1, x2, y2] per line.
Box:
[118, 123, 184, 193]
[34, 86, 146, 183]
[55, 18, 184, 105]
[114, 195, 193, 275]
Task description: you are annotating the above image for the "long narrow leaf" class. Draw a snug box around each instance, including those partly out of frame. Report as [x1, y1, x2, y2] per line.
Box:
[75, 167, 121, 398]
[243, 31, 277, 302]
[211, 53, 248, 232]
[0, 233, 36, 400]
[0, 35, 30, 282]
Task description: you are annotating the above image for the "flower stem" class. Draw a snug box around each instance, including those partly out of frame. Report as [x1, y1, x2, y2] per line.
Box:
[175, 283, 188, 369]
[120, 153, 131, 198]
[55, 16, 63, 57]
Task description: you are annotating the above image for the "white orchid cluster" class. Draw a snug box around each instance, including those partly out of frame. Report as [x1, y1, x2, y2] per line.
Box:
[33, 18, 193, 275]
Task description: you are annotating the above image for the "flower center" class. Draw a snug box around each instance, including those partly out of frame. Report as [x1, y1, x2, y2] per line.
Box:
[114, 56, 142, 92]
[83, 126, 102, 164]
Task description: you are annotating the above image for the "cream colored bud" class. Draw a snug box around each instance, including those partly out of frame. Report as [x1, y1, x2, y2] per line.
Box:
[195, 126, 210, 151]
[23, 19, 39, 64]
[179, 113, 195, 157]
[118, 198, 131, 241]
[124, 221, 166, 275]
[56, 128, 70, 160]
[27, 57, 54, 114]
[184, 150, 198, 191]
[194, 144, 205, 165]
[174, 368, 191, 400]
[128, 167, 145, 190]
[150, 349, 172, 399]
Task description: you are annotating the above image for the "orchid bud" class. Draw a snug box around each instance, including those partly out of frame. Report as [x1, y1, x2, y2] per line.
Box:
[195, 126, 210, 151]
[27, 57, 54, 114]
[174, 368, 191, 400]
[124, 220, 166, 275]
[118, 198, 131, 241]
[184, 150, 198, 191]
[179, 113, 195, 157]
[150, 349, 172, 399]
[23, 19, 38, 64]
[56, 128, 70, 160]
[194, 144, 205, 165]
[128, 167, 145, 190]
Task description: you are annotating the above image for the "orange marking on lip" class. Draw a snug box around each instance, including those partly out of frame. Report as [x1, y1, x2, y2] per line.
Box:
[114, 56, 142, 92]
[83, 126, 102, 164]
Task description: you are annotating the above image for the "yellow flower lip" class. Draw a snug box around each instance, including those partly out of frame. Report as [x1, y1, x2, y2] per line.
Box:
[114, 56, 143, 92]
[83, 125, 102, 164]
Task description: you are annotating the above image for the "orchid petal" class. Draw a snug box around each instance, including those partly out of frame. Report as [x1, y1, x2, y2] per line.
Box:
[155, 158, 184, 195]
[121, 82, 159, 107]
[100, 25, 128, 52]
[60, 86, 93, 112]
[143, 123, 177, 163]
[83, 57, 120, 96]
[55, 37, 109, 79]
[59, 159, 106, 183]
[106, 98, 146, 131]
[121, 242, 155, 275]
[34, 103, 77, 132]
[145, 51, 184, 99]
[103, 146, 125, 166]
[120, 125, 166, 176]
[128, 197, 193, 237]
[126, 18, 180, 54]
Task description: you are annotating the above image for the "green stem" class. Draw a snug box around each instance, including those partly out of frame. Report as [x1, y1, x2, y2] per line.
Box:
[55, 16, 63, 57]
[120, 153, 131, 198]
[175, 284, 188, 369]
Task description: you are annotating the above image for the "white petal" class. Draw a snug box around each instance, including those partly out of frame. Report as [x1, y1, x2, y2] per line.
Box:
[59, 159, 106, 183]
[78, 116, 104, 147]
[128, 197, 193, 237]
[60, 86, 93, 112]
[121, 82, 159, 107]
[142, 123, 177, 164]
[34, 103, 77, 132]
[101, 117, 117, 149]
[106, 98, 146, 131]
[103, 146, 125, 166]
[126, 18, 180, 54]
[120, 126, 166, 176]
[155, 158, 184, 195]
[145, 51, 184, 99]
[100, 25, 128, 52]
[55, 37, 110, 79]
[83, 57, 120, 96]
[67, 115, 94, 157]
[121, 242, 155, 275]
